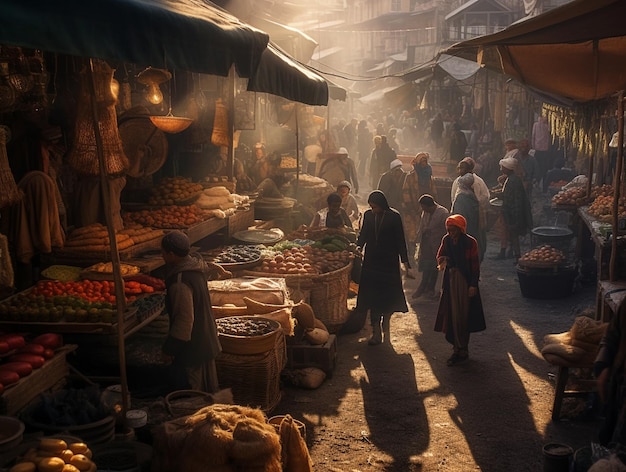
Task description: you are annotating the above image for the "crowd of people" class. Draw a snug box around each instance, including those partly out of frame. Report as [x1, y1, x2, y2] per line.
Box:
[156, 106, 626, 452]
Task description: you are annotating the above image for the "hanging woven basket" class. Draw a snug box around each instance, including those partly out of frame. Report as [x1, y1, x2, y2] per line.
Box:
[0, 125, 23, 208]
[66, 60, 129, 176]
[211, 98, 230, 147]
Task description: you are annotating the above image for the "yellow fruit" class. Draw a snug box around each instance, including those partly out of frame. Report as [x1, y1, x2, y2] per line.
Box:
[37, 457, 65, 472]
[61, 465, 80, 472]
[59, 450, 74, 463]
[69, 455, 91, 472]
[39, 439, 67, 453]
[9, 462, 37, 472]
[68, 443, 88, 455]
[82, 449, 92, 460]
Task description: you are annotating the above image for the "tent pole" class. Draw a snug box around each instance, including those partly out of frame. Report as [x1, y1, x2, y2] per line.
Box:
[86, 59, 130, 424]
[610, 91, 624, 281]
[228, 67, 235, 182]
[295, 103, 300, 198]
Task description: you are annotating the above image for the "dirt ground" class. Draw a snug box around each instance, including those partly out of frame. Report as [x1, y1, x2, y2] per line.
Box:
[273, 193, 603, 472]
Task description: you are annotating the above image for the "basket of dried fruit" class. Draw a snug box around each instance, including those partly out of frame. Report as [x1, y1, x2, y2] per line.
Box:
[216, 316, 281, 355]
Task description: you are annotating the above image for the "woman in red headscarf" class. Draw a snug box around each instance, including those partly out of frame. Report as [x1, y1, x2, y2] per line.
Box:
[434, 214, 486, 366]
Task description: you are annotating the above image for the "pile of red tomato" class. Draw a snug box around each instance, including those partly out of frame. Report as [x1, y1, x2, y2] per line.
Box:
[31, 279, 157, 304]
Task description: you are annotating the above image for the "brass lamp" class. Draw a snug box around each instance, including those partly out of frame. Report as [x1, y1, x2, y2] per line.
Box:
[136, 67, 171, 105]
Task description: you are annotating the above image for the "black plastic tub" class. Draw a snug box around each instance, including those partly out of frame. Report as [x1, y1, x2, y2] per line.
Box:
[516, 266, 577, 299]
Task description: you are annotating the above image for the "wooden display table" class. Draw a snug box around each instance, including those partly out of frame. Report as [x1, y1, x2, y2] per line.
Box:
[597, 280, 626, 323]
[0, 345, 76, 415]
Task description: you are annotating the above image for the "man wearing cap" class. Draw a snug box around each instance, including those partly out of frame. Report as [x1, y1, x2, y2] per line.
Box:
[494, 157, 532, 261]
[161, 231, 221, 392]
[377, 158, 406, 213]
[434, 215, 486, 366]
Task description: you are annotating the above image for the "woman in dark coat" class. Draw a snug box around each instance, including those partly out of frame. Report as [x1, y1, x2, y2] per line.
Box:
[356, 190, 412, 345]
[434, 215, 486, 365]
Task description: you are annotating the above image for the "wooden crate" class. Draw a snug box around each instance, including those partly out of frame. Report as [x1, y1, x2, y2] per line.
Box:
[0, 345, 75, 415]
[286, 334, 337, 374]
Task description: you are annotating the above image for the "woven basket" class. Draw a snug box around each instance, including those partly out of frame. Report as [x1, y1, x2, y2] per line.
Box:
[67, 60, 129, 176]
[215, 331, 285, 412]
[149, 115, 193, 134]
[165, 390, 214, 418]
[216, 316, 282, 355]
[245, 262, 353, 333]
[0, 125, 23, 208]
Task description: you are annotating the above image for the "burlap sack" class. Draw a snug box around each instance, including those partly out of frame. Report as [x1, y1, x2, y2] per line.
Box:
[252, 308, 295, 336]
[304, 327, 329, 345]
[569, 316, 608, 345]
[292, 302, 315, 330]
[279, 414, 313, 472]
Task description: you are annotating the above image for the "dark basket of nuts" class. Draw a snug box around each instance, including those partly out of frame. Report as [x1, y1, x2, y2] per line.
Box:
[216, 316, 282, 355]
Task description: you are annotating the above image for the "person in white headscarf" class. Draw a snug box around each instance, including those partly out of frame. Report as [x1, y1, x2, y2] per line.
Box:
[451, 173, 486, 261]
[492, 156, 532, 261]
[377, 158, 406, 211]
[337, 180, 360, 227]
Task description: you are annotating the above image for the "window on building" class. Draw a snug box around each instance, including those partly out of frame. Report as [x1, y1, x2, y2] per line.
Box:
[391, 0, 401, 12]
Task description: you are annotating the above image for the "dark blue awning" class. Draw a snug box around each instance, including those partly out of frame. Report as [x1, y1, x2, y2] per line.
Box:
[0, 0, 269, 78]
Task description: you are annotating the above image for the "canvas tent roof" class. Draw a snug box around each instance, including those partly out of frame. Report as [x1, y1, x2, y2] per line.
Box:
[0, 0, 330, 105]
[443, 0, 626, 102]
[0, 0, 269, 78]
[248, 42, 329, 105]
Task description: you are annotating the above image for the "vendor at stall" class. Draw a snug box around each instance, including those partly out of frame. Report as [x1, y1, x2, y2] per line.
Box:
[161, 231, 221, 393]
[310, 192, 354, 232]
[337, 180, 360, 227]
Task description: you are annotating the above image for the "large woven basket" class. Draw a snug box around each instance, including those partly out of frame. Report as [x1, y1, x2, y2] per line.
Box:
[215, 330, 285, 412]
[216, 316, 282, 355]
[244, 261, 352, 333]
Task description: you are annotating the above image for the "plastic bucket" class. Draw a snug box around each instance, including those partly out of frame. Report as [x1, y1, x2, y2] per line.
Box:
[542, 443, 573, 472]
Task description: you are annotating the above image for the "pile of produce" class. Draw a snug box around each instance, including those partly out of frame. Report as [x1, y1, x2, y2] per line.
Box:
[551, 186, 588, 206]
[216, 317, 278, 337]
[279, 156, 297, 169]
[147, 176, 203, 206]
[10, 438, 96, 472]
[40, 265, 82, 282]
[518, 245, 566, 265]
[62, 224, 164, 253]
[204, 245, 262, 265]
[83, 262, 140, 277]
[257, 243, 354, 275]
[0, 333, 63, 392]
[130, 292, 165, 321]
[123, 205, 209, 228]
[64, 226, 134, 252]
[0, 279, 161, 323]
[591, 184, 614, 199]
[286, 225, 354, 242]
[196, 186, 238, 211]
[587, 194, 626, 222]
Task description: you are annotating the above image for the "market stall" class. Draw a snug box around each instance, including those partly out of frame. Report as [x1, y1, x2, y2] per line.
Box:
[0, 3, 332, 467]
